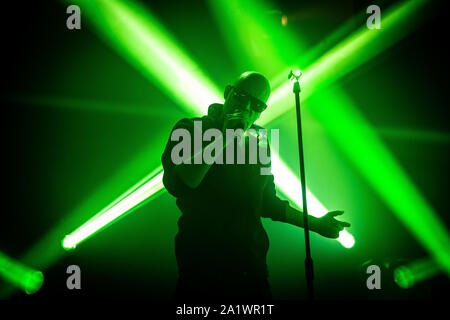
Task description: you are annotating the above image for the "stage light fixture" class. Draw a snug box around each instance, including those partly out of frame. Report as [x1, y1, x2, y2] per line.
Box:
[62, 169, 164, 249]
[394, 258, 442, 289]
[0, 251, 44, 295]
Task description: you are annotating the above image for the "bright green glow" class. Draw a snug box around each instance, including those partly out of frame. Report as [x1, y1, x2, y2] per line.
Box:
[0, 137, 169, 299]
[298, 10, 368, 68]
[337, 230, 355, 249]
[394, 266, 414, 289]
[208, 0, 354, 247]
[62, 149, 355, 249]
[0, 252, 44, 295]
[209, 0, 435, 254]
[61, 142, 355, 249]
[394, 258, 441, 289]
[63, 156, 354, 249]
[209, 0, 443, 264]
[62, 168, 164, 249]
[208, 0, 310, 89]
[262, 0, 428, 125]
[307, 87, 450, 273]
[59, 0, 354, 250]
[207, 0, 296, 80]
[271, 153, 354, 248]
[70, 0, 221, 116]
[271, 152, 327, 216]
[249, 0, 449, 268]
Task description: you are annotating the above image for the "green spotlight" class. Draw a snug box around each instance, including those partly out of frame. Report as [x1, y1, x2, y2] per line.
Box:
[250, 0, 449, 271]
[210, 0, 440, 260]
[0, 137, 169, 299]
[262, 0, 429, 125]
[306, 87, 450, 273]
[210, 3, 432, 254]
[62, 152, 354, 250]
[60, 0, 354, 249]
[271, 153, 354, 248]
[62, 168, 164, 249]
[208, 0, 355, 246]
[0, 251, 44, 295]
[69, 0, 222, 116]
[337, 230, 355, 249]
[394, 258, 442, 289]
[207, 0, 305, 82]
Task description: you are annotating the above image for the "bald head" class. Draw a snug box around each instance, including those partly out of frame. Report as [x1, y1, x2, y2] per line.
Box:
[232, 71, 271, 103]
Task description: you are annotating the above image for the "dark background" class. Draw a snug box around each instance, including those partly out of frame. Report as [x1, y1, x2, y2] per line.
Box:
[0, 0, 449, 301]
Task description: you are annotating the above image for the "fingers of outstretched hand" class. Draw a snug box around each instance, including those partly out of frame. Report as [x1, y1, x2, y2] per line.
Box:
[327, 210, 351, 228]
[337, 220, 351, 228]
[328, 210, 344, 217]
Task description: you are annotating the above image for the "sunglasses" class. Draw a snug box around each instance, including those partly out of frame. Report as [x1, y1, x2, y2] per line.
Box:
[229, 86, 267, 113]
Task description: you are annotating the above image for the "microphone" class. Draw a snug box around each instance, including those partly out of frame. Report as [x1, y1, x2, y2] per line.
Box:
[224, 111, 249, 131]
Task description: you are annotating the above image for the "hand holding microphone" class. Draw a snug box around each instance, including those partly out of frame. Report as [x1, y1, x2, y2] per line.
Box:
[222, 110, 249, 132]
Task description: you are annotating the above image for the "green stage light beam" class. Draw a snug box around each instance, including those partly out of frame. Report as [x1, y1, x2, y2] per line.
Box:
[60, 0, 354, 250]
[294, 10, 367, 70]
[62, 168, 164, 249]
[57, 0, 427, 252]
[66, 1, 436, 256]
[0, 251, 44, 295]
[0, 136, 170, 299]
[59, 1, 354, 249]
[225, 0, 447, 267]
[271, 153, 355, 248]
[62, 156, 355, 250]
[60, 141, 355, 249]
[209, 0, 429, 251]
[262, 0, 429, 125]
[209, 0, 369, 96]
[208, 0, 354, 247]
[394, 257, 444, 289]
[67, 0, 222, 116]
[207, 0, 301, 80]
[306, 87, 450, 273]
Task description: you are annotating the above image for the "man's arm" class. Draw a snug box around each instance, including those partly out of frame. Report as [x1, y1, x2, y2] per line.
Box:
[284, 205, 351, 239]
[163, 116, 242, 190]
[174, 139, 224, 189]
[258, 146, 350, 239]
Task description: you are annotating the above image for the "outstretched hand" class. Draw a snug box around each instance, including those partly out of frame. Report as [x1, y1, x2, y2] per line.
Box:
[313, 210, 350, 239]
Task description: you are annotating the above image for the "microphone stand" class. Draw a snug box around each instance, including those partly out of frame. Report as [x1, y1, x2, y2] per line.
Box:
[289, 70, 314, 300]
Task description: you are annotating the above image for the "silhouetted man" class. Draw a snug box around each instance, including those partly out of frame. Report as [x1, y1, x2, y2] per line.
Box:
[161, 72, 350, 300]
